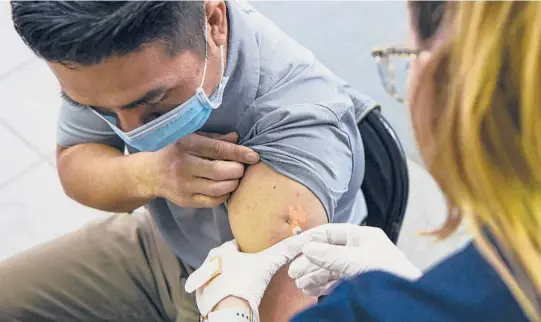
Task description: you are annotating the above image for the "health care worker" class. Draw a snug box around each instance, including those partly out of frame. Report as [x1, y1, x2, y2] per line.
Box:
[185, 1, 541, 321]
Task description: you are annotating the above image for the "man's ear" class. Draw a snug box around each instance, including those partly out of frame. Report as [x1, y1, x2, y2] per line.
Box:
[205, 1, 227, 47]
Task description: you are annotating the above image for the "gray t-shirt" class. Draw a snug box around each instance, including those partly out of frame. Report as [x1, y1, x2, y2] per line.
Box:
[56, 0, 377, 268]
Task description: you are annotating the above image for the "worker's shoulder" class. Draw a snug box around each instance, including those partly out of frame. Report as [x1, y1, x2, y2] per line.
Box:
[416, 241, 529, 321]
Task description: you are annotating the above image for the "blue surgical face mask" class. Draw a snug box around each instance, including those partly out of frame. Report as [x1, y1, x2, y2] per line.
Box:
[92, 26, 229, 152]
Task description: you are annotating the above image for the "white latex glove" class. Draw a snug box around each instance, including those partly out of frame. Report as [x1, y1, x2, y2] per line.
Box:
[288, 224, 422, 297]
[185, 234, 308, 321]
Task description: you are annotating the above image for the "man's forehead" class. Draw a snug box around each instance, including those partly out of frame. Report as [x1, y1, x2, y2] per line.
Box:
[50, 46, 203, 109]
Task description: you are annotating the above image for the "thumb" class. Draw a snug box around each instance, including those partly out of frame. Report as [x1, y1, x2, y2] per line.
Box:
[261, 233, 310, 261]
[302, 242, 352, 274]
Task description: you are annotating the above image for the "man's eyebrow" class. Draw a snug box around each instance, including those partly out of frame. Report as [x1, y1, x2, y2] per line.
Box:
[60, 87, 168, 111]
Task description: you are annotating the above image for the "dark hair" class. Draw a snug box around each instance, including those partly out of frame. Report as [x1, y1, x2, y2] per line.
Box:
[11, 1, 206, 66]
[409, 1, 447, 42]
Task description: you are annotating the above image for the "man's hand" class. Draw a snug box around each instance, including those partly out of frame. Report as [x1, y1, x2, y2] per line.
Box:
[148, 132, 260, 208]
[56, 132, 257, 212]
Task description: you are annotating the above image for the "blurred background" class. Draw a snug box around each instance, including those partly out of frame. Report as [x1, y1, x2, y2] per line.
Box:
[0, 1, 470, 270]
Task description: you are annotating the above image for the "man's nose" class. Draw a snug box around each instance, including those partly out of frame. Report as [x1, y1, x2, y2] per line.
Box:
[116, 112, 145, 132]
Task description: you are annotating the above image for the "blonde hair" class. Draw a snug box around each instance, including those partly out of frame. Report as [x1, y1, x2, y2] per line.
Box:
[411, 1, 541, 320]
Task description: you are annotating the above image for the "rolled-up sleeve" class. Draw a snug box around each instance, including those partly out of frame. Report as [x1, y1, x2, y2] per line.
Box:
[56, 101, 124, 151]
[238, 102, 358, 222]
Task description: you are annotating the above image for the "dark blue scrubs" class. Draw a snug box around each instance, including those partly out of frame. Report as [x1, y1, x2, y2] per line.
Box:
[291, 242, 528, 322]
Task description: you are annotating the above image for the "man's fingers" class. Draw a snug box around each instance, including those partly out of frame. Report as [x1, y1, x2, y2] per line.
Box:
[191, 178, 240, 197]
[190, 193, 230, 208]
[197, 132, 223, 139]
[216, 132, 239, 143]
[197, 132, 239, 143]
[183, 134, 259, 164]
[190, 157, 245, 181]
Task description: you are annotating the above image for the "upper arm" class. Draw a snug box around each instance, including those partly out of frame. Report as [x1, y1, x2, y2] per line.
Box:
[228, 161, 327, 253]
[56, 100, 124, 151]
[227, 102, 359, 321]
[235, 103, 358, 224]
[229, 101, 359, 251]
[227, 160, 329, 322]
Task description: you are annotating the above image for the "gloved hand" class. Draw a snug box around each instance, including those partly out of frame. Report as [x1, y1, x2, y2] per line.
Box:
[288, 224, 422, 297]
[185, 235, 308, 321]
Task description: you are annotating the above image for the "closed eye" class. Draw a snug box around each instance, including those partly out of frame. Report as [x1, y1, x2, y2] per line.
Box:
[122, 89, 170, 111]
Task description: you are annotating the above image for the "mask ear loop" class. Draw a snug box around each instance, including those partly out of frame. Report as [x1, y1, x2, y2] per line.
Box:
[218, 45, 225, 79]
[199, 15, 226, 89]
[199, 15, 209, 89]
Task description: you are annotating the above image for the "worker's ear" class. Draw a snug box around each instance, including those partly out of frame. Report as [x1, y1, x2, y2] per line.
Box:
[205, 1, 227, 48]
[407, 50, 432, 90]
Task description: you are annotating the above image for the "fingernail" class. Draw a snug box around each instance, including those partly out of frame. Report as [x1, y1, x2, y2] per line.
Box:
[247, 152, 259, 163]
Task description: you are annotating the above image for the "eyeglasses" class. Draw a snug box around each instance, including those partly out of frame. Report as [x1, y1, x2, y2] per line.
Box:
[371, 46, 419, 104]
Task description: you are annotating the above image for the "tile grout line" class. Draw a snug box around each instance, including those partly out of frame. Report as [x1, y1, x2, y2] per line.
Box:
[0, 158, 45, 192]
[0, 118, 56, 170]
[0, 58, 38, 83]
